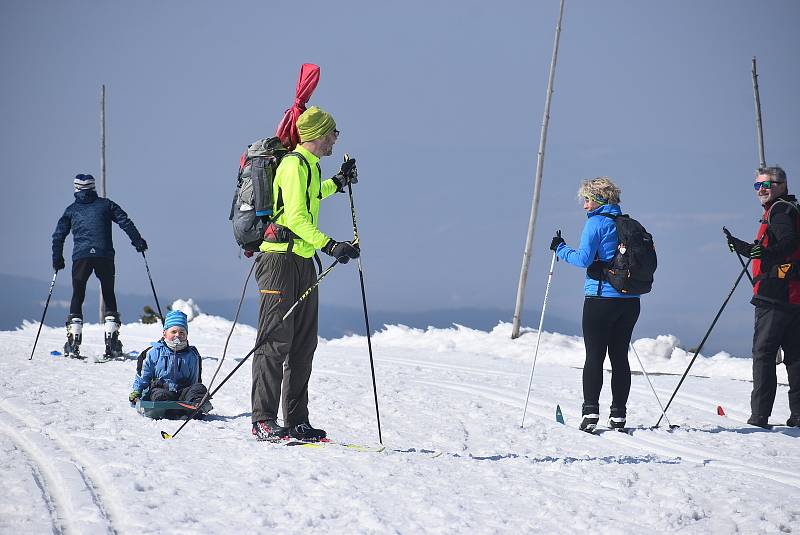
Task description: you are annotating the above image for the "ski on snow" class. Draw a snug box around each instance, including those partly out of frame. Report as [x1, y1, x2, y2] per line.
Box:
[555, 404, 675, 435]
[716, 405, 799, 434]
[50, 349, 138, 362]
[262, 437, 445, 456]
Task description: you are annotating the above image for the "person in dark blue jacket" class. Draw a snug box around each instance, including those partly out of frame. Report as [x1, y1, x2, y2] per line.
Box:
[129, 310, 207, 405]
[51, 174, 148, 359]
[550, 177, 641, 432]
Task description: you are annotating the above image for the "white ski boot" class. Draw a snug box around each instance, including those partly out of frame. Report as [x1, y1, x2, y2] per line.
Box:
[103, 312, 124, 360]
[64, 315, 84, 359]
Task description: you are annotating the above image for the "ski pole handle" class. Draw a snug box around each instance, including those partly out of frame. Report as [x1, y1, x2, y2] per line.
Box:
[555, 229, 561, 261]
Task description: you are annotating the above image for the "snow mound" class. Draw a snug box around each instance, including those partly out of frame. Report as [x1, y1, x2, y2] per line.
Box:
[632, 334, 681, 360]
[170, 298, 202, 321]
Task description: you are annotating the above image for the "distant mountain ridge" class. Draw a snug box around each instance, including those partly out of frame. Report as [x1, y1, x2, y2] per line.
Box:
[1, 272, 580, 340]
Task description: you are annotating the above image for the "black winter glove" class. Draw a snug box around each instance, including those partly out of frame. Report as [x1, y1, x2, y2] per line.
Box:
[549, 233, 565, 252]
[332, 158, 358, 192]
[726, 234, 754, 257]
[322, 239, 360, 264]
[53, 256, 65, 272]
[133, 237, 148, 253]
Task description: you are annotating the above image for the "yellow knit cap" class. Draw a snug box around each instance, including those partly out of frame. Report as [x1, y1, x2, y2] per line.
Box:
[297, 106, 336, 142]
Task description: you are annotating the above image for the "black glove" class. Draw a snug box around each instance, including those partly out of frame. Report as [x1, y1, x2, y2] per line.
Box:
[322, 239, 360, 264]
[332, 158, 358, 192]
[726, 234, 753, 257]
[749, 244, 763, 259]
[132, 237, 148, 253]
[549, 233, 565, 252]
[53, 256, 65, 272]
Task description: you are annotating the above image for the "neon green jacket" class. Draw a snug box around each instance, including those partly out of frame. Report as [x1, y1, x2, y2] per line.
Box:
[259, 145, 338, 258]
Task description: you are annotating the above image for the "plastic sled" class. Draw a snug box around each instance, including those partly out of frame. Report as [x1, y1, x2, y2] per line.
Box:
[135, 399, 213, 420]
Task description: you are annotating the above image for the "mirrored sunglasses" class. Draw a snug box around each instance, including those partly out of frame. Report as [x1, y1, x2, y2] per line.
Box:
[754, 180, 783, 190]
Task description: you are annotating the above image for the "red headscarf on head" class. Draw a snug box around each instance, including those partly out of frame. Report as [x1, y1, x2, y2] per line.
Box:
[275, 63, 321, 150]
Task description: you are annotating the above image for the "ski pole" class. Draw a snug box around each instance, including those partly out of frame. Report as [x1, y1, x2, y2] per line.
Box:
[204, 260, 257, 394]
[162, 258, 342, 440]
[628, 342, 673, 428]
[29, 271, 58, 360]
[655, 247, 759, 427]
[142, 251, 164, 325]
[724, 227, 783, 364]
[520, 232, 559, 428]
[723, 227, 755, 286]
[343, 153, 382, 444]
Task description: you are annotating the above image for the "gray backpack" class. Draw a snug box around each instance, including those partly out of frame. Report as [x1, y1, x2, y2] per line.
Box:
[229, 137, 289, 252]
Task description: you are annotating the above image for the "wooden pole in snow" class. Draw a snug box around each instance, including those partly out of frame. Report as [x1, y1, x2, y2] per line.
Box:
[752, 57, 766, 169]
[99, 84, 107, 324]
[511, 0, 565, 339]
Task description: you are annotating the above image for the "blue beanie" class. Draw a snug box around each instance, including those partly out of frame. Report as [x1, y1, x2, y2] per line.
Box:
[163, 310, 188, 332]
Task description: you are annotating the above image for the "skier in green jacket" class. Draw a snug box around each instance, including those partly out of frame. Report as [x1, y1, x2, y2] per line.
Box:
[251, 106, 359, 442]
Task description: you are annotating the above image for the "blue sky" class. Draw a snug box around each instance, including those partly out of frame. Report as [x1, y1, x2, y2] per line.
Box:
[1, 1, 799, 356]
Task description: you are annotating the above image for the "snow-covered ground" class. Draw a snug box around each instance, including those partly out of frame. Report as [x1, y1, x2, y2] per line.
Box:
[1, 314, 799, 534]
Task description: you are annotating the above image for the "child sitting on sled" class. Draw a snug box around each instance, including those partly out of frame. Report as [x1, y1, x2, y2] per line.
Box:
[129, 310, 207, 406]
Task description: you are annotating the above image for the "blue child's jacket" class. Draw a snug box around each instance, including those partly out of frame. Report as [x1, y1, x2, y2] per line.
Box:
[132, 340, 202, 395]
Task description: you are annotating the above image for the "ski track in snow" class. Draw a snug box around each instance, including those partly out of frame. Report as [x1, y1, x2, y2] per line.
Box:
[2, 319, 800, 533]
[0, 401, 118, 535]
[409, 374, 800, 488]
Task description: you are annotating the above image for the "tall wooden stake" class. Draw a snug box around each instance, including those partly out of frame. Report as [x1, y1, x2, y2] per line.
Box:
[751, 57, 782, 364]
[752, 57, 766, 168]
[99, 85, 107, 324]
[512, 0, 565, 339]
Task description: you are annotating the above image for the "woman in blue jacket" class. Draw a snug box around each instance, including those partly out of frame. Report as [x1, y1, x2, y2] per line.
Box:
[128, 310, 207, 406]
[550, 177, 640, 432]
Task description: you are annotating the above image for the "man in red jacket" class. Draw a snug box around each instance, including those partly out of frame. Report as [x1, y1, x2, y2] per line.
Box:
[727, 166, 800, 428]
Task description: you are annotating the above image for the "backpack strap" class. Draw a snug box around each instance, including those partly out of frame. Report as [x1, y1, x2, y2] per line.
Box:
[587, 213, 622, 295]
[136, 346, 152, 376]
[276, 152, 314, 213]
[272, 153, 315, 256]
[766, 199, 800, 225]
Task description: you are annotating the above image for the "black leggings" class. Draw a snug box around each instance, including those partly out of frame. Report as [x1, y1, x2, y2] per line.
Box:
[70, 257, 117, 316]
[581, 297, 640, 416]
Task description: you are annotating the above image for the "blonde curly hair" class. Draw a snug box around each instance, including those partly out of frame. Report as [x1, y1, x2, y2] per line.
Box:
[577, 176, 621, 205]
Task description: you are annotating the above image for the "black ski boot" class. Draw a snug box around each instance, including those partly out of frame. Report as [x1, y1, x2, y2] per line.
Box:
[747, 415, 773, 429]
[579, 403, 600, 432]
[103, 312, 124, 360]
[786, 414, 800, 428]
[288, 422, 327, 442]
[252, 419, 288, 442]
[579, 414, 600, 433]
[608, 405, 627, 431]
[608, 416, 627, 431]
[64, 314, 84, 359]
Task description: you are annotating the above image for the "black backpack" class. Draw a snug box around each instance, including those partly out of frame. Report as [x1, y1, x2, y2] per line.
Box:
[588, 214, 657, 294]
